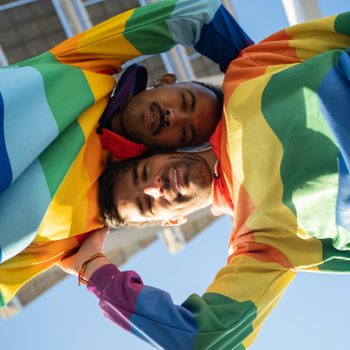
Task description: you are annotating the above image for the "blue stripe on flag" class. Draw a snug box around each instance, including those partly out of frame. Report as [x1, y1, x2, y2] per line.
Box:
[0, 159, 51, 262]
[194, 5, 253, 72]
[337, 155, 350, 231]
[1, 66, 59, 184]
[0, 91, 12, 195]
[130, 287, 197, 350]
[318, 51, 350, 232]
[167, 0, 221, 46]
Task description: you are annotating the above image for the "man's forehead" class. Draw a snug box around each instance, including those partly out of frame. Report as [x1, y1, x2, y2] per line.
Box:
[114, 174, 137, 220]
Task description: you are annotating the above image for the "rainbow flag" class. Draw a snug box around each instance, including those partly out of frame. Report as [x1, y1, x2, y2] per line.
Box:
[85, 13, 350, 350]
[0, 0, 251, 307]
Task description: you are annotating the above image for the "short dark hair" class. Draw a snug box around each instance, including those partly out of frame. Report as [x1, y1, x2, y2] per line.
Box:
[98, 154, 164, 229]
[98, 158, 132, 228]
[192, 81, 224, 122]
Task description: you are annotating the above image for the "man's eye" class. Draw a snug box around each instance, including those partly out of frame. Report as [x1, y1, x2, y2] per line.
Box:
[180, 128, 186, 144]
[146, 195, 153, 215]
[182, 94, 186, 111]
[142, 165, 148, 181]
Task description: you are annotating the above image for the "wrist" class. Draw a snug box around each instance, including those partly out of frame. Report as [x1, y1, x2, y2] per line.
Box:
[84, 256, 110, 281]
[78, 253, 110, 286]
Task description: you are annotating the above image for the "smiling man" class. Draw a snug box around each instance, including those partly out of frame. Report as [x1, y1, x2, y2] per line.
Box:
[107, 73, 220, 149]
[59, 10, 350, 350]
[99, 151, 217, 227]
[0, 0, 252, 309]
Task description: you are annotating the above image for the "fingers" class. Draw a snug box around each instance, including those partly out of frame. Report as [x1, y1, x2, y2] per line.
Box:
[57, 228, 110, 275]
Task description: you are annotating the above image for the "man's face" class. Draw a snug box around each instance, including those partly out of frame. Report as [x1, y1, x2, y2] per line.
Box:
[113, 153, 213, 225]
[120, 81, 218, 148]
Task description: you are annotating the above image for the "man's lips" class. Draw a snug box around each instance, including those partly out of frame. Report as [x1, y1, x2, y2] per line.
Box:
[170, 168, 182, 198]
[145, 103, 166, 135]
[144, 109, 154, 131]
[151, 104, 162, 134]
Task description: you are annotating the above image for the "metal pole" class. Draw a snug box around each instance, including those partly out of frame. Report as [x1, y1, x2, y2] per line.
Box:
[281, 0, 321, 25]
[0, 45, 9, 67]
[51, 0, 74, 37]
[51, 0, 92, 37]
[0, 0, 38, 12]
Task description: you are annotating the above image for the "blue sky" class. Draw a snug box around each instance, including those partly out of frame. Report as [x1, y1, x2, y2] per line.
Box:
[1, 1, 350, 350]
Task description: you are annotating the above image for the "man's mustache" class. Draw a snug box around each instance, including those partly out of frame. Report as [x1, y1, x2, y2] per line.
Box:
[151, 102, 169, 136]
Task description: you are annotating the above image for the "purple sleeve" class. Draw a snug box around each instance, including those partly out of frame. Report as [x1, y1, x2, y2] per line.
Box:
[87, 264, 198, 349]
[87, 257, 294, 350]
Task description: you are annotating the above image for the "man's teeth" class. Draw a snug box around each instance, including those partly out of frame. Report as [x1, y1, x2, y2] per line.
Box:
[173, 169, 181, 195]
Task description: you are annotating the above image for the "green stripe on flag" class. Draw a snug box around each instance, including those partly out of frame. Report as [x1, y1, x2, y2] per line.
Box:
[124, 0, 177, 54]
[183, 292, 255, 350]
[39, 121, 85, 197]
[334, 12, 350, 36]
[261, 53, 339, 239]
[0, 291, 5, 308]
[15, 52, 93, 198]
[320, 229, 350, 271]
[318, 259, 350, 272]
[17, 52, 94, 133]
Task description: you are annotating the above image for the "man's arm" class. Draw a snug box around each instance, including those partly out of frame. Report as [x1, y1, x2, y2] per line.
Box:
[87, 249, 294, 350]
[285, 11, 350, 61]
[238, 11, 350, 68]
[60, 229, 295, 349]
[48, 0, 252, 74]
[0, 0, 252, 308]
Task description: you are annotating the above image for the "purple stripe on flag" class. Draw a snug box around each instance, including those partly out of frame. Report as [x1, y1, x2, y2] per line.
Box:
[88, 264, 143, 332]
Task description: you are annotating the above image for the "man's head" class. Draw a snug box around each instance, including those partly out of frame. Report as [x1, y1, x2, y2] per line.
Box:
[112, 74, 223, 149]
[99, 152, 214, 228]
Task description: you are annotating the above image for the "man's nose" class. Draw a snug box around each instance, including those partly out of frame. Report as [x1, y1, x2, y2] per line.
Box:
[144, 176, 163, 199]
[166, 109, 187, 128]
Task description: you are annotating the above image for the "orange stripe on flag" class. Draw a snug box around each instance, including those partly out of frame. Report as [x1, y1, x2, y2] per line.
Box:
[224, 29, 300, 98]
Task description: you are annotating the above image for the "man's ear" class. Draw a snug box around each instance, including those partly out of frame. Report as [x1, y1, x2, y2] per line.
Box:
[161, 215, 187, 227]
[153, 73, 177, 88]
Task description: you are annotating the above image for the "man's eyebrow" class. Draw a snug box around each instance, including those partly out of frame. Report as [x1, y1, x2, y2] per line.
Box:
[136, 196, 144, 215]
[187, 89, 196, 112]
[132, 160, 139, 186]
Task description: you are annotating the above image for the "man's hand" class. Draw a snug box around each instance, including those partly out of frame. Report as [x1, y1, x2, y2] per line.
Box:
[57, 227, 110, 278]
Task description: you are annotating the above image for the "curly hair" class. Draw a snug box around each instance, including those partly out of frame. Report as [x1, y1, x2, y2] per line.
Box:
[192, 80, 224, 122]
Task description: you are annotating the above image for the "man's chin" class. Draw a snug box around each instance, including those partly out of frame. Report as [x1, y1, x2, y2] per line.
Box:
[191, 162, 212, 189]
[189, 178, 212, 207]
[124, 128, 146, 145]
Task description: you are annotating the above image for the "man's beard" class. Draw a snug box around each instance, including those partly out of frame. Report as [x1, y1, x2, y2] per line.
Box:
[160, 156, 211, 206]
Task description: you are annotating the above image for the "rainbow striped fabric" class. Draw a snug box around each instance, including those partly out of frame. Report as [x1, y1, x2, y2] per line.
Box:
[0, 1, 251, 308]
[87, 12, 350, 350]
